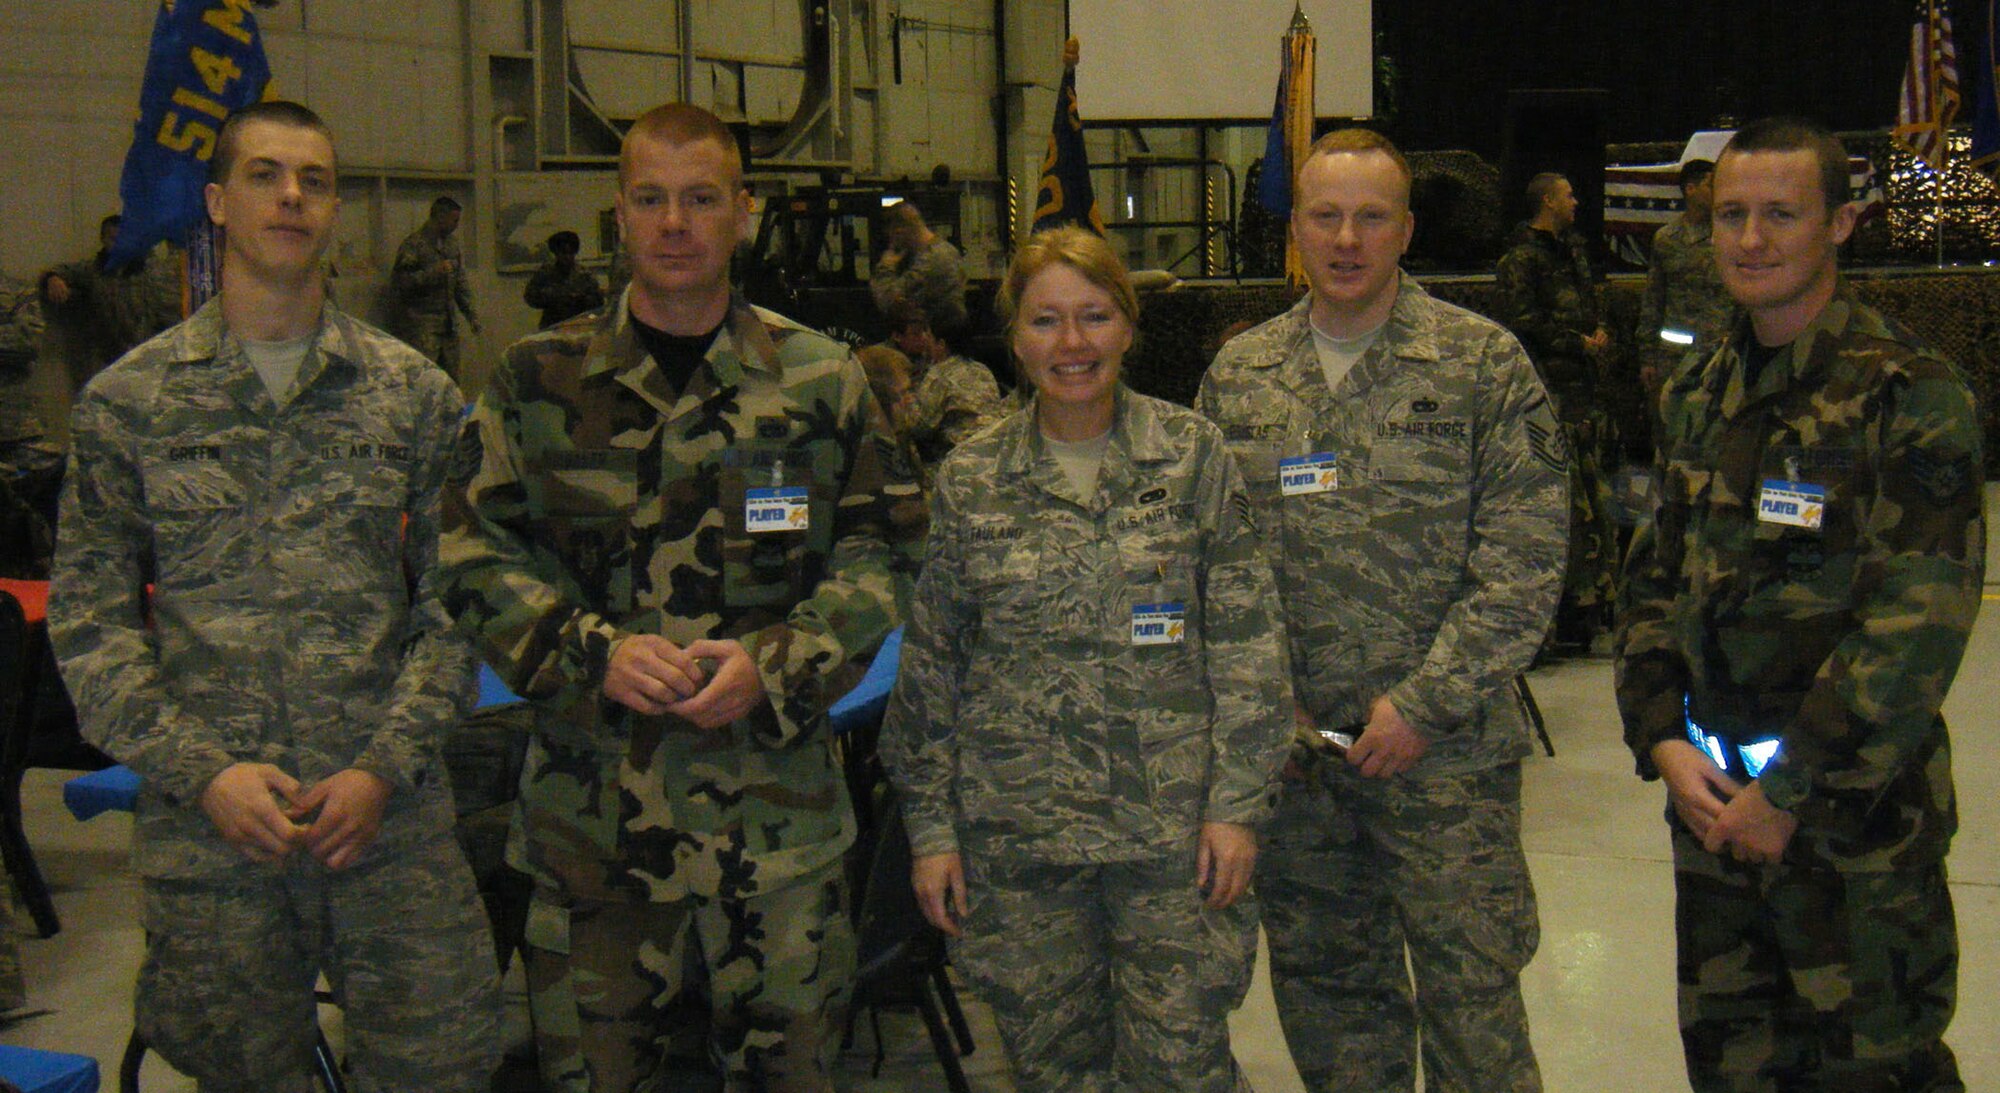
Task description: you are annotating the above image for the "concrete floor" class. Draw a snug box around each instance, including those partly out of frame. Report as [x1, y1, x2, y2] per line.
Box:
[6, 506, 1999, 1091]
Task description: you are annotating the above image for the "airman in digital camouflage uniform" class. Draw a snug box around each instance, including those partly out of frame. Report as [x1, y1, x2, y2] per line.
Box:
[49, 100, 500, 1093]
[1496, 172, 1616, 649]
[390, 195, 480, 379]
[438, 102, 924, 1093]
[1635, 159, 1735, 414]
[888, 314, 1005, 465]
[1199, 129, 1566, 1093]
[1, 277, 63, 544]
[884, 225, 1291, 1093]
[1616, 117, 1982, 1093]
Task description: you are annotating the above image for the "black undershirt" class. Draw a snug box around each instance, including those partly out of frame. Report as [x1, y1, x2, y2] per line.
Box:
[631, 315, 724, 394]
[1742, 334, 1786, 391]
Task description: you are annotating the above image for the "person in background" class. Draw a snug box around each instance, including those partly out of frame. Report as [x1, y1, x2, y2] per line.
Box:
[390, 195, 480, 378]
[49, 99, 499, 1093]
[870, 199, 968, 336]
[523, 229, 604, 329]
[886, 306, 1005, 464]
[1635, 159, 1733, 425]
[38, 213, 182, 392]
[884, 224, 1292, 1093]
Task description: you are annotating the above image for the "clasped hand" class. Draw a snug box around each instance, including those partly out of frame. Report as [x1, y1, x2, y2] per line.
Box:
[603, 634, 767, 729]
[1650, 740, 1798, 865]
[199, 762, 392, 870]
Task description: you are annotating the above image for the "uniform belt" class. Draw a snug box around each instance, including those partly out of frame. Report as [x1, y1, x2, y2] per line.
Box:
[1683, 696, 1781, 779]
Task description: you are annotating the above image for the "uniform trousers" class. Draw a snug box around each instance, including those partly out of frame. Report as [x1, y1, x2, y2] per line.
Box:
[1261, 759, 1541, 1093]
[524, 858, 853, 1093]
[137, 826, 501, 1093]
[954, 850, 1257, 1093]
[1670, 826, 1962, 1092]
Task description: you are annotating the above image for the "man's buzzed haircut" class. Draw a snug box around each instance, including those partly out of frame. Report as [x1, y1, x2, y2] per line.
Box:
[1678, 158, 1715, 191]
[1298, 127, 1413, 206]
[1525, 172, 1568, 210]
[619, 103, 744, 188]
[1720, 117, 1850, 214]
[431, 195, 462, 215]
[210, 100, 335, 183]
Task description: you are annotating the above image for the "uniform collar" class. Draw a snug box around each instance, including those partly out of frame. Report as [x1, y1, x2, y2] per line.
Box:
[168, 296, 359, 412]
[1710, 282, 1859, 419]
[1249, 274, 1444, 416]
[589, 289, 782, 419]
[995, 385, 1173, 511]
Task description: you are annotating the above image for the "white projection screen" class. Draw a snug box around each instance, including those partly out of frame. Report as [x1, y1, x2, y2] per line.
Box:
[1068, 0, 1372, 121]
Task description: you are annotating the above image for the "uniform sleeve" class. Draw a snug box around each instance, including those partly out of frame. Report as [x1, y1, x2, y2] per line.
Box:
[879, 475, 974, 857]
[352, 373, 479, 790]
[1637, 242, 1667, 350]
[909, 363, 1002, 451]
[1758, 364, 1985, 818]
[737, 361, 928, 748]
[1495, 247, 1585, 362]
[452, 256, 477, 324]
[437, 350, 626, 727]
[48, 389, 238, 805]
[1195, 438, 1293, 826]
[1613, 405, 1695, 779]
[1382, 332, 1568, 735]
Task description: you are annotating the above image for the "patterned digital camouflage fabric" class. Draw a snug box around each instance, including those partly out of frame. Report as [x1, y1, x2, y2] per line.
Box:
[1199, 276, 1565, 1093]
[1635, 215, 1735, 401]
[880, 387, 1290, 1093]
[1496, 223, 1617, 623]
[1, 277, 48, 445]
[49, 298, 500, 1091]
[869, 236, 968, 333]
[1616, 288, 1984, 1091]
[438, 290, 923, 1089]
[390, 225, 477, 378]
[904, 353, 1004, 464]
[1261, 761, 1540, 1093]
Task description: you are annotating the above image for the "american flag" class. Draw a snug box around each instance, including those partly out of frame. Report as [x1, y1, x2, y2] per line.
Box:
[1893, 0, 1963, 169]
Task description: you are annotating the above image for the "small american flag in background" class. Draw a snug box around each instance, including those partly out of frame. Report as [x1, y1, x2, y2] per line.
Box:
[1894, 0, 1963, 169]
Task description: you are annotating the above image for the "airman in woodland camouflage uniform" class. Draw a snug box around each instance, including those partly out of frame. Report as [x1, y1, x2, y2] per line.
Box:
[869, 200, 968, 334]
[1616, 118, 1982, 1093]
[1496, 173, 1616, 647]
[49, 101, 500, 1093]
[1635, 159, 1735, 414]
[1200, 130, 1565, 1093]
[438, 103, 923, 1093]
[390, 195, 480, 379]
[884, 226, 1291, 1093]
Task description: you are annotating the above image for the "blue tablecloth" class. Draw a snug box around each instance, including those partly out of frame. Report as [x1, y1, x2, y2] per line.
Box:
[62, 642, 898, 822]
[0, 1045, 100, 1093]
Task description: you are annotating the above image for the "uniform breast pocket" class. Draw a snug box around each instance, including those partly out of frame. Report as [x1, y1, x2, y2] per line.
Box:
[141, 457, 251, 578]
[312, 459, 410, 590]
[532, 449, 639, 615]
[963, 532, 1043, 633]
[718, 443, 836, 608]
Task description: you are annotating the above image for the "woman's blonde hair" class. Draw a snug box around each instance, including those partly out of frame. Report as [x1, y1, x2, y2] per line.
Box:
[996, 226, 1140, 336]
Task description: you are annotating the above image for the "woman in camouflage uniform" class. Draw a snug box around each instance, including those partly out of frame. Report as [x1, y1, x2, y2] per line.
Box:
[882, 227, 1292, 1093]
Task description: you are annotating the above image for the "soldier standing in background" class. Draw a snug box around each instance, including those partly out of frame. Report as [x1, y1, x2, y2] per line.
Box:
[439, 101, 924, 1092]
[390, 195, 480, 378]
[1496, 172, 1616, 651]
[0, 277, 62, 552]
[37, 214, 183, 392]
[870, 199, 968, 335]
[523, 229, 604, 330]
[1616, 117, 1982, 1093]
[49, 100, 500, 1093]
[1201, 129, 1565, 1093]
[1635, 159, 1734, 425]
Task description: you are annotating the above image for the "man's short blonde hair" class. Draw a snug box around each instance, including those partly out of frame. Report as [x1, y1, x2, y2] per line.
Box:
[619, 103, 743, 188]
[1297, 128, 1413, 206]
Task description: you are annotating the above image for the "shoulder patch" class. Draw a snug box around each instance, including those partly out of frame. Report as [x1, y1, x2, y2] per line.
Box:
[1526, 418, 1570, 474]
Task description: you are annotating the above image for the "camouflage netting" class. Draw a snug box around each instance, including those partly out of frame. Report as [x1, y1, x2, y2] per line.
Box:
[1127, 269, 2000, 475]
